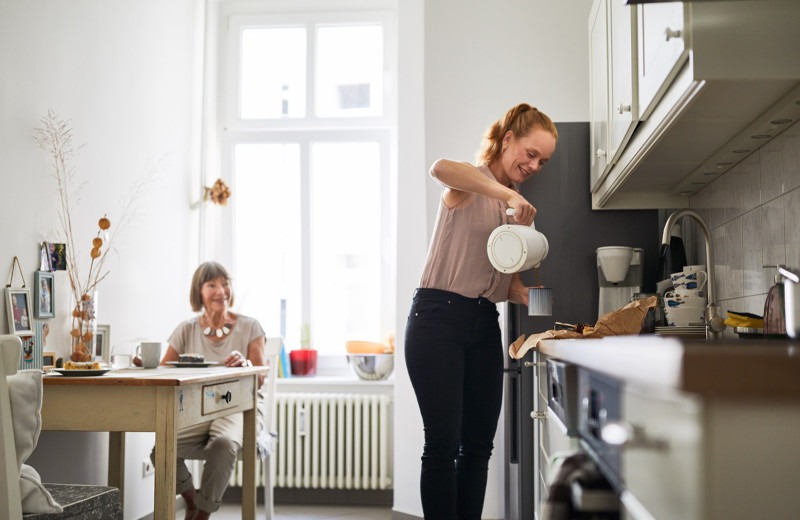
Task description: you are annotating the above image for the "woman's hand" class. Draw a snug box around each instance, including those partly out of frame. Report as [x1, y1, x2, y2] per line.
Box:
[224, 350, 250, 367]
[506, 193, 537, 226]
[508, 273, 543, 306]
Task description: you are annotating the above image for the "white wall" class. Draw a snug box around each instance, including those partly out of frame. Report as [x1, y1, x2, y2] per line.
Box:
[393, 1, 593, 518]
[1, 1, 202, 519]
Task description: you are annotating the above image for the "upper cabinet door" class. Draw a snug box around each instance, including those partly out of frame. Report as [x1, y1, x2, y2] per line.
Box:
[589, 0, 609, 192]
[607, 0, 638, 167]
[637, 2, 688, 120]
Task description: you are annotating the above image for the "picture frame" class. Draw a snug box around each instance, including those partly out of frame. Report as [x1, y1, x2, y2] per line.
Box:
[34, 270, 55, 319]
[47, 242, 67, 271]
[42, 351, 56, 371]
[95, 324, 110, 363]
[5, 288, 33, 336]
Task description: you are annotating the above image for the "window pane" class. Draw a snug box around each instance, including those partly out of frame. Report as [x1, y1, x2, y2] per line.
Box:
[310, 143, 382, 353]
[241, 27, 306, 119]
[316, 25, 383, 117]
[233, 143, 302, 350]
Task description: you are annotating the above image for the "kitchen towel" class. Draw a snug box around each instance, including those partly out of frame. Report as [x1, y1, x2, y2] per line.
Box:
[509, 296, 658, 359]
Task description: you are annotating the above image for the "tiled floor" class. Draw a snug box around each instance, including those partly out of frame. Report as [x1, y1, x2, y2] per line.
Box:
[184, 503, 392, 520]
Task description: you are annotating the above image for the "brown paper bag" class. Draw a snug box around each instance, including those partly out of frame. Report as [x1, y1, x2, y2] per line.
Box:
[509, 296, 658, 359]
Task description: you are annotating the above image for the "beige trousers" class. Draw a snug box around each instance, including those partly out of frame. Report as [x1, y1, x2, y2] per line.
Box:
[151, 394, 264, 513]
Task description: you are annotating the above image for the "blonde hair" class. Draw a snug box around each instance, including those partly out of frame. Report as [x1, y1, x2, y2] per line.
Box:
[190, 261, 235, 312]
[475, 103, 558, 166]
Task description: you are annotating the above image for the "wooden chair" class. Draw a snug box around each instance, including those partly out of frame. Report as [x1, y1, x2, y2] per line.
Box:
[1, 334, 122, 520]
[260, 337, 283, 520]
[181, 337, 282, 518]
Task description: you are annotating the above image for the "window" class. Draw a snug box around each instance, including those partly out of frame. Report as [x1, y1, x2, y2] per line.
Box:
[209, 5, 397, 356]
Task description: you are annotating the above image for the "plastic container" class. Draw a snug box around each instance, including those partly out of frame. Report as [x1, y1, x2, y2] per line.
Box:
[289, 349, 317, 376]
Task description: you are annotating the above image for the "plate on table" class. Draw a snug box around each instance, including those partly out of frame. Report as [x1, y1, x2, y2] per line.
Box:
[166, 361, 220, 368]
[50, 368, 113, 377]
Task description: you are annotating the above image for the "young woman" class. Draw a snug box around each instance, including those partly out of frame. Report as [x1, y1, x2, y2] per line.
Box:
[405, 103, 558, 519]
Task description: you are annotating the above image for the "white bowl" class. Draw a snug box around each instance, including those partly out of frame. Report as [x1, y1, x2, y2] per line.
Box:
[664, 306, 706, 327]
[664, 295, 707, 308]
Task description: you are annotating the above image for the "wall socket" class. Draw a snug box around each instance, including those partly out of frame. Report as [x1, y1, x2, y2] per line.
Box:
[142, 458, 154, 478]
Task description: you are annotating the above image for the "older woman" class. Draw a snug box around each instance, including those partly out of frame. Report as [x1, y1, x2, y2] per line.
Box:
[154, 261, 266, 520]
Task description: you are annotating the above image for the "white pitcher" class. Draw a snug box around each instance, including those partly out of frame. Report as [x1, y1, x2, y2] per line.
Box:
[487, 208, 549, 274]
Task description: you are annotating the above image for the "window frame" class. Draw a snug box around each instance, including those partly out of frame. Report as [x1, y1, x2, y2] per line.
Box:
[207, 3, 398, 354]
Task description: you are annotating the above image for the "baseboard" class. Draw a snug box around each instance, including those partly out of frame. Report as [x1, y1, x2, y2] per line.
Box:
[223, 486, 393, 506]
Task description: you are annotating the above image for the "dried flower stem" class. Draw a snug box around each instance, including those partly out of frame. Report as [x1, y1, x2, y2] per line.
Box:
[34, 110, 156, 361]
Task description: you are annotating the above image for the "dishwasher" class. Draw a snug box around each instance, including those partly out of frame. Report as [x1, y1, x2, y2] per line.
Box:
[539, 359, 620, 518]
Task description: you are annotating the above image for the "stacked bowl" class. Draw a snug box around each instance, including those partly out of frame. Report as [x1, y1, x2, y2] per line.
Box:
[664, 265, 708, 326]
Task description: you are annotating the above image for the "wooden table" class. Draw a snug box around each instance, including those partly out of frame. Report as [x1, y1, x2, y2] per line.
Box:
[41, 365, 267, 520]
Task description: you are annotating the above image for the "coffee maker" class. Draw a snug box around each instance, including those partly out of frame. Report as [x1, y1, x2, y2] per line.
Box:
[597, 246, 643, 317]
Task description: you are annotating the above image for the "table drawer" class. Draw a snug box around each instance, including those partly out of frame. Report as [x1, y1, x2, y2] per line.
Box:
[202, 380, 243, 415]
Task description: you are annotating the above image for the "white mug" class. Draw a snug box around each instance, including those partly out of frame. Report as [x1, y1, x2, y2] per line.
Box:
[136, 342, 162, 368]
[683, 264, 706, 275]
[671, 270, 707, 296]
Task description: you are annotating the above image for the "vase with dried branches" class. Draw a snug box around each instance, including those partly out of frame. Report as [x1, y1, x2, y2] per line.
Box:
[34, 110, 153, 362]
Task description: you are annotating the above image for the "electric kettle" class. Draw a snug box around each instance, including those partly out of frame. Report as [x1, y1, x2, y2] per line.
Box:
[486, 208, 549, 274]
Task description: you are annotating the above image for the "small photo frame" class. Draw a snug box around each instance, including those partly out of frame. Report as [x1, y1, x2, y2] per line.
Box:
[40, 242, 52, 271]
[43, 351, 56, 371]
[95, 324, 110, 363]
[34, 271, 55, 319]
[47, 243, 67, 271]
[6, 288, 33, 336]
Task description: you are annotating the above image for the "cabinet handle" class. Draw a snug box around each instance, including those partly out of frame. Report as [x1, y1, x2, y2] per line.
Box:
[617, 104, 631, 114]
[530, 411, 548, 420]
[601, 421, 669, 450]
[664, 28, 682, 42]
[595, 148, 606, 157]
[523, 361, 539, 368]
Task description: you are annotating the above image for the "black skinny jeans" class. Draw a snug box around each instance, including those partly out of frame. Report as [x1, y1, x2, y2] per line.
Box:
[405, 288, 504, 520]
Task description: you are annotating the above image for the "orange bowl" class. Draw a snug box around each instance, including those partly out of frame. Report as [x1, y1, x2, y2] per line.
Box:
[346, 340, 388, 354]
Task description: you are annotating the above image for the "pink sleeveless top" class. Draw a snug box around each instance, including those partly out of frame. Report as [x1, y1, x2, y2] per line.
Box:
[419, 165, 516, 303]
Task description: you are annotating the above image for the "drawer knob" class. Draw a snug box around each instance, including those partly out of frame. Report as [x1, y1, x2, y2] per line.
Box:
[222, 390, 232, 404]
[664, 27, 682, 42]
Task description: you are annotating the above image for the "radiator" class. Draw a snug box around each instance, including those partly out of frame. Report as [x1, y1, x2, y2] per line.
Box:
[218, 392, 393, 491]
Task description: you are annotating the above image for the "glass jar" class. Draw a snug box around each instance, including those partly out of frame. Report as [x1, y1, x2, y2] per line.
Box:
[70, 290, 98, 362]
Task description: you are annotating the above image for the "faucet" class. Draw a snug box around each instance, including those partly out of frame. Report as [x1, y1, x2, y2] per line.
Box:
[661, 209, 725, 339]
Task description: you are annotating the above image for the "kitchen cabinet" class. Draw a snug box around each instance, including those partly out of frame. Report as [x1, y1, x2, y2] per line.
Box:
[588, 0, 800, 209]
[588, 0, 609, 190]
[590, 0, 638, 192]
[537, 336, 800, 520]
[636, 3, 684, 120]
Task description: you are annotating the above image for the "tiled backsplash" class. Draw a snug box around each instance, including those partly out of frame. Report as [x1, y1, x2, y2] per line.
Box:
[683, 118, 800, 322]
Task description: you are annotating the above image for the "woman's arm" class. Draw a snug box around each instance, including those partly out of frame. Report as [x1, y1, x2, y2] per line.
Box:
[159, 345, 180, 365]
[430, 159, 536, 224]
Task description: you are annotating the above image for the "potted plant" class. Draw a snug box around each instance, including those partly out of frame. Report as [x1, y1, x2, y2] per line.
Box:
[289, 323, 317, 376]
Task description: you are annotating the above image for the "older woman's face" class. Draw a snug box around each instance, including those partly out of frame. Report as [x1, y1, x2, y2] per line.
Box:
[201, 276, 231, 313]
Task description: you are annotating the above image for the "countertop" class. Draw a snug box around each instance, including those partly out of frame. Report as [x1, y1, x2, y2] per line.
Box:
[538, 335, 800, 400]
